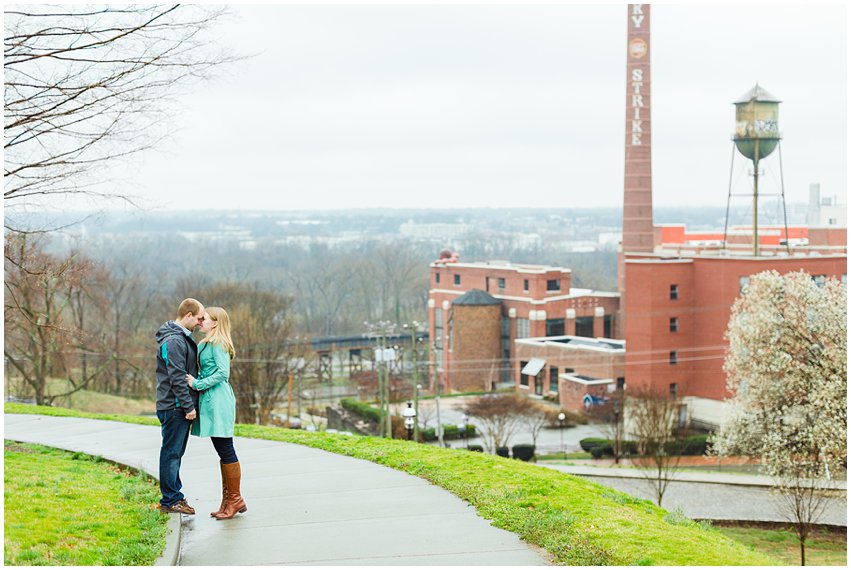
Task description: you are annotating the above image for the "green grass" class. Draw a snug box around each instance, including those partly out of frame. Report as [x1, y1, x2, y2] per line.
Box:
[4, 440, 168, 565]
[5, 403, 779, 566]
[715, 524, 846, 566]
[537, 451, 594, 461]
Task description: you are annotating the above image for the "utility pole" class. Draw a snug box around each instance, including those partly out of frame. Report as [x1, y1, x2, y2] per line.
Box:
[385, 349, 392, 438]
[377, 332, 386, 438]
[410, 326, 420, 441]
[432, 342, 444, 447]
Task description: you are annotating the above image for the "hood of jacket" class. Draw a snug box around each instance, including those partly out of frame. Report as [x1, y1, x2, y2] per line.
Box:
[156, 320, 191, 344]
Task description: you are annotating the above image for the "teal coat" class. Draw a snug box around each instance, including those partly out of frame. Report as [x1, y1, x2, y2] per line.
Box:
[190, 342, 236, 438]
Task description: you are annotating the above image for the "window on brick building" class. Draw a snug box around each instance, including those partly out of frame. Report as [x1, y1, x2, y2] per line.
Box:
[564, 367, 575, 374]
[547, 279, 560, 291]
[498, 277, 506, 289]
[516, 318, 530, 339]
[670, 317, 679, 332]
[616, 377, 625, 390]
[523, 279, 529, 292]
[435, 273, 440, 284]
[546, 318, 565, 336]
[669, 383, 678, 397]
[549, 366, 559, 393]
[670, 284, 679, 300]
[575, 316, 594, 338]
[739, 276, 749, 293]
[669, 351, 678, 365]
[604, 315, 612, 338]
[520, 362, 529, 387]
[454, 274, 461, 285]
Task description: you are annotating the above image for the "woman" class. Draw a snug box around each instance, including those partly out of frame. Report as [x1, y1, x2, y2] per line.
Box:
[186, 307, 247, 520]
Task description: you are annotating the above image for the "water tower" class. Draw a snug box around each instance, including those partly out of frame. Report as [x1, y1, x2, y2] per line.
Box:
[723, 84, 790, 255]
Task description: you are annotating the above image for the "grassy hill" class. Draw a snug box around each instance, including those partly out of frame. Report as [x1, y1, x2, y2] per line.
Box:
[5, 403, 778, 566]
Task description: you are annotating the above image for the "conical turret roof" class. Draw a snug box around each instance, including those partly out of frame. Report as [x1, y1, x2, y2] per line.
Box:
[452, 289, 501, 306]
[734, 84, 781, 104]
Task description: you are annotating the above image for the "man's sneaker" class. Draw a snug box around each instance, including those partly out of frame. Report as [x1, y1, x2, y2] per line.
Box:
[159, 500, 195, 515]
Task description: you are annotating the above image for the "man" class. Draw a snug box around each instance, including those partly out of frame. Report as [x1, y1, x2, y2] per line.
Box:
[155, 298, 204, 514]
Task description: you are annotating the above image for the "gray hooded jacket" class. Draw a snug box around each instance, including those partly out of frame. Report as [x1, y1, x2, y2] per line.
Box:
[155, 321, 200, 412]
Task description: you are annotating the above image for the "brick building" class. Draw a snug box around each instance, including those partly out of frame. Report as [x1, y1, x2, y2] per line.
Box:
[515, 336, 625, 412]
[622, 250, 846, 428]
[428, 260, 620, 393]
[446, 289, 502, 392]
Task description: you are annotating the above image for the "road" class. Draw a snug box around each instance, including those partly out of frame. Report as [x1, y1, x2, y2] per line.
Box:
[545, 466, 847, 526]
[416, 396, 606, 452]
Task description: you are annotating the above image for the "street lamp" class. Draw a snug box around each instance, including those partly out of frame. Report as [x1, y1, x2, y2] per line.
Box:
[402, 401, 417, 440]
[558, 412, 566, 459]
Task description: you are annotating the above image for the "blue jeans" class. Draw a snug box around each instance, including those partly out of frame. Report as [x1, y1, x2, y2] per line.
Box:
[157, 409, 192, 507]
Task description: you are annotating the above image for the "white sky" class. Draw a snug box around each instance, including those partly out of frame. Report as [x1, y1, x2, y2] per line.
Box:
[126, 3, 846, 212]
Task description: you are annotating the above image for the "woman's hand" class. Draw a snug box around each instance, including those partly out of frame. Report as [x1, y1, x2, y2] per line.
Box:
[186, 374, 195, 388]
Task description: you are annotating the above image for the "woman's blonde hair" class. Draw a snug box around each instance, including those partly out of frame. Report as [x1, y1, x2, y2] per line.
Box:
[200, 306, 236, 359]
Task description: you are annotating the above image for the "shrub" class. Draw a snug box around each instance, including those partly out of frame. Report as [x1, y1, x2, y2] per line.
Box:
[420, 424, 476, 442]
[467, 444, 484, 452]
[579, 437, 610, 452]
[495, 447, 510, 458]
[512, 444, 536, 462]
[591, 445, 612, 459]
[681, 434, 710, 456]
[340, 398, 381, 423]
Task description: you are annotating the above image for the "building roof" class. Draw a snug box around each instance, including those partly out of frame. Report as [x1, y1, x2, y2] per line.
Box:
[516, 335, 625, 352]
[431, 260, 571, 274]
[734, 84, 781, 104]
[452, 289, 501, 306]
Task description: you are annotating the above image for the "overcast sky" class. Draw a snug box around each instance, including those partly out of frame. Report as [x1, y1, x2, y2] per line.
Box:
[124, 3, 846, 213]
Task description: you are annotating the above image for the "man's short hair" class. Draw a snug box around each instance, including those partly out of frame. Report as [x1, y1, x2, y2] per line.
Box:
[177, 298, 202, 319]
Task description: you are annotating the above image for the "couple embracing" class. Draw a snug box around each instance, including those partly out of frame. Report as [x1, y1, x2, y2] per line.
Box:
[154, 298, 247, 519]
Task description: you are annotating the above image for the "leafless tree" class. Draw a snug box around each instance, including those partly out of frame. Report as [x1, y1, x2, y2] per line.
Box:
[627, 386, 685, 506]
[4, 234, 111, 404]
[588, 388, 627, 464]
[463, 393, 529, 453]
[196, 281, 303, 424]
[517, 398, 554, 448]
[773, 471, 836, 566]
[289, 255, 357, 336]
[5, 5, 234, 225]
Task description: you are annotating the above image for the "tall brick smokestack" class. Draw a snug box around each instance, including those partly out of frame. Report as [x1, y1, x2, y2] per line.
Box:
[617, 4, 653, 338]
[622, 3, 653, 253]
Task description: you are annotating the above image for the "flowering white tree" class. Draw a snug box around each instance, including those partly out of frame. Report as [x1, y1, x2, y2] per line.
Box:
[713, 270, 846, 565]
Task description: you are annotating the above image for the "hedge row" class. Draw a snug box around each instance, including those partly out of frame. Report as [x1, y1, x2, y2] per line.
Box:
[340, 398, 381, 423]
[579, 435, 711, 458]
[420, 424, 477, 442]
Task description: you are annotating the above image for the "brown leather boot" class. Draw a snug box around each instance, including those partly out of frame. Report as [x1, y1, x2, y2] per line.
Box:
[210, 461, 228, 517]
[214, 461, 247, 520]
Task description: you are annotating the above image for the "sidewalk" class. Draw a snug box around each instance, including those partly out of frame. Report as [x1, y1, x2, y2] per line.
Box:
[5, 414, 548, 566]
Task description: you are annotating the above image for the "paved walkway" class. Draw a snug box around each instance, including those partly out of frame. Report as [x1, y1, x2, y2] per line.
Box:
[544, 464, 847, 526]
[5, 414, 547, 566]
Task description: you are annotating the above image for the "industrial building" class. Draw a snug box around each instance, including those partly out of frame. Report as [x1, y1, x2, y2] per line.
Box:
[426, 4, 846, 430]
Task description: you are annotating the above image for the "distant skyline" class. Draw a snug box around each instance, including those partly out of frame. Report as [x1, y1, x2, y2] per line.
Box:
[49, 4, 850, 212]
